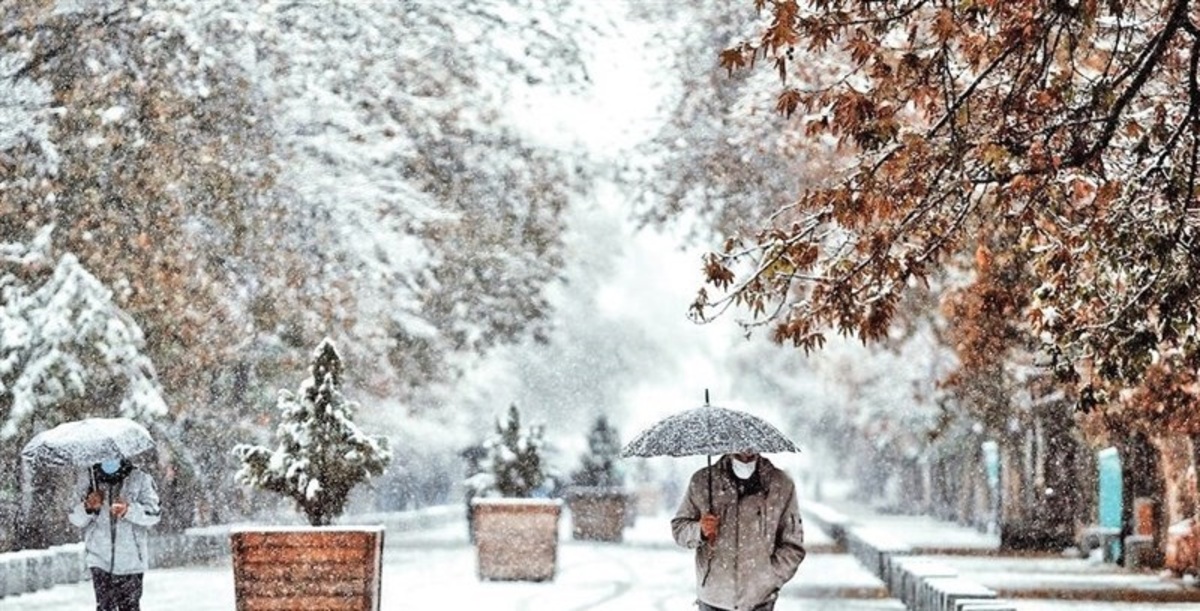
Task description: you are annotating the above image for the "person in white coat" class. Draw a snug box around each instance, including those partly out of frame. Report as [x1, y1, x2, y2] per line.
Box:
[68, 458, 161, 611]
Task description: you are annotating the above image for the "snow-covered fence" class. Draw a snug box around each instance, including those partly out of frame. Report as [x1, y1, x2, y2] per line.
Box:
[48, 543, 86, 585]
[339, 504, 462, 542]
[0, 548, 56, 598]
[0, 532, 212, 600]
[887, 555, 1015, 611]
[917, 575, 1003, 611]
[802, 502, 850, 550]
[0, 550, 26, 598]
[845, 523, 913, 579]
[149, 527, 231, 568]
[887, 555, 958, 608]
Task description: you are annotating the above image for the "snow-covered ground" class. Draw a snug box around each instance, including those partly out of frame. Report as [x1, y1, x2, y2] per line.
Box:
[7, 505, 1200, 610]
[6, 510, 898, 611]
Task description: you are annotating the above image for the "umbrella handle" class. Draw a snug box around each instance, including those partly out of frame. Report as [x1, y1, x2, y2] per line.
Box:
[705, 454, 715, 562]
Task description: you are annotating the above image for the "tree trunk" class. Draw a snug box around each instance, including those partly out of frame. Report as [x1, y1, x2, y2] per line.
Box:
[1119, 432, 1165, 567]
[997, 399, 1080, 551]
[1038, 398, 1079, 548]
[1192, 434, 1200, 522]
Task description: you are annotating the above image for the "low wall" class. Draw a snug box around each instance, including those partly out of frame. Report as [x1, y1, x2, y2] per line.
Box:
[808, 501, 1017, 611]
[0, 505, 459, 601]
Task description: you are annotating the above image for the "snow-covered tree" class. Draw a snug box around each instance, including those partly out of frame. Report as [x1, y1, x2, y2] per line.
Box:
[570, 415, 624, 489]
[468, 404, 550, 499]
[1, 0, 602, 410]
[650, 0, 1200, 551]
[633, 0, 832, 242]
[233, 338, 391, 526]
[2, 0, 612, 524]
[0, 226, 166, 441]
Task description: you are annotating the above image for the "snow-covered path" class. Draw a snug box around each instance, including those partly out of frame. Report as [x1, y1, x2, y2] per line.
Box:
[5, 511, 901, 611]
[8, 506, 1200, 610]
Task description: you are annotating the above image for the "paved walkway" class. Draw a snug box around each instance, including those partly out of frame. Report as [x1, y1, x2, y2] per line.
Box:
[7, 500, 1200, 610]
[4, 508, 901, 611]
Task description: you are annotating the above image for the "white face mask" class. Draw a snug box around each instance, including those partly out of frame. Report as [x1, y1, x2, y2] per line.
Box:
[731, 456, 757, 480]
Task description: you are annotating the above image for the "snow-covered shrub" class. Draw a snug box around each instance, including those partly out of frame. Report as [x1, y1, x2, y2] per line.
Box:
[570, 415, 624, 489]
[467, 403, 550, 498]
[232, 338, 391, 526]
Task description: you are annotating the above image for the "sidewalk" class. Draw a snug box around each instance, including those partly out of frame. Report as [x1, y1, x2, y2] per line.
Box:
[820, 497, 1200, 610]
[12, 498, 1194, 610]
[3, 509, 903, 611]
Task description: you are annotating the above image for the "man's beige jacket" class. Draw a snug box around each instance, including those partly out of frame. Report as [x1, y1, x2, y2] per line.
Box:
[672, 455, 806, 610]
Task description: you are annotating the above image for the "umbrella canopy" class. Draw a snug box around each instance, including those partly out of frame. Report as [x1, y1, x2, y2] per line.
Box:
[621, 403, 799, 458]
[21, 417, 156, 468]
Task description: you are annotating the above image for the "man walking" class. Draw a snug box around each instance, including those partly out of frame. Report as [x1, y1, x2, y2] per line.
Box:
[672, 452, 806, 611]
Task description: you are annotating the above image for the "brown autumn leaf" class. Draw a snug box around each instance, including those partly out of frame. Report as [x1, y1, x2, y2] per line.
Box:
[776, 88, 803, 118]
[718, 47, 748, 77]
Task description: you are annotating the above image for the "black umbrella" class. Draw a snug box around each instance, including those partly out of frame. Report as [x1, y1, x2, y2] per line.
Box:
[621, 391, 799, 510]
[21, 417, 156, 469]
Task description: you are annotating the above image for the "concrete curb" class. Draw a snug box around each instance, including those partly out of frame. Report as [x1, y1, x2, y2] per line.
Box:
[806, 501, 1016, 611]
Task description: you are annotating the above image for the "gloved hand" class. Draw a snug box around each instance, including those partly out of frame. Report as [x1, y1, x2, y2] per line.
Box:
[700, 513, 719, 541]
[110, 498, 129, 519]
[84, 491, 104, 515]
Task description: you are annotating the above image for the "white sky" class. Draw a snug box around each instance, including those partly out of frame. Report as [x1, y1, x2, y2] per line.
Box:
[441, 7, 786, 456]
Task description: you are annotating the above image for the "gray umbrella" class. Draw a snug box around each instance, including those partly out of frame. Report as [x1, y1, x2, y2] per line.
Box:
[621, 393, 798, 514]
[621, 403, 799, 458]
[21, 417, 156, 468]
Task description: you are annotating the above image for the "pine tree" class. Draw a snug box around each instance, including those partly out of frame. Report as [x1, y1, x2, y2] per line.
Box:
[571, 415, 623, 489]
[0, 226, 167, 441]
[473, 404, 548, 499]
[233, 338, 391, 526]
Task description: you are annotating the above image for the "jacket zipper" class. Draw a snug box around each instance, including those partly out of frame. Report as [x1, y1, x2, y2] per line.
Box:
[108, 482, 117, 572]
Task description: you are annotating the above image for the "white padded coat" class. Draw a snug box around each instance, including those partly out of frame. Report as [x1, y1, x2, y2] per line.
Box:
[68, 467, 161, 575]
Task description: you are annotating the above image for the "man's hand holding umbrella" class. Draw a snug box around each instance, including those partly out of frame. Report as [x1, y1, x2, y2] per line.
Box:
[84, 489, 105, 515]
[699, 513, 719, 542]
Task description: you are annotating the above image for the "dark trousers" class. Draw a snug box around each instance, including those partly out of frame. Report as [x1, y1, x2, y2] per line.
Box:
[90, 567, 143, 611]
[698, 601, 775, 611]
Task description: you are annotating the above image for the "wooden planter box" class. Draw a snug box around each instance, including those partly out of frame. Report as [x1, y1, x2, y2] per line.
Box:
[565, 487, 629, 542]
[471, 498, 561, 581]
[230, 525, 384, 611]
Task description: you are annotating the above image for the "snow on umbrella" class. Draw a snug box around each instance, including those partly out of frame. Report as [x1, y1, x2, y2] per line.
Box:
[621, 402, 799, 458]
[621, 392, 798, 513]
[21, 417, 156, 468]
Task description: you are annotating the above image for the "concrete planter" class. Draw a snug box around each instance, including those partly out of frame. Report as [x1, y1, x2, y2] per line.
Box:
[565, 487, 628, 542]
[471, 498, 561, 581]
[230, 525, 384, 611]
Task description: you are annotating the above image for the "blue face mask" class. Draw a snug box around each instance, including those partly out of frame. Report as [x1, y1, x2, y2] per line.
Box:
[99, 459, 122, 475]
